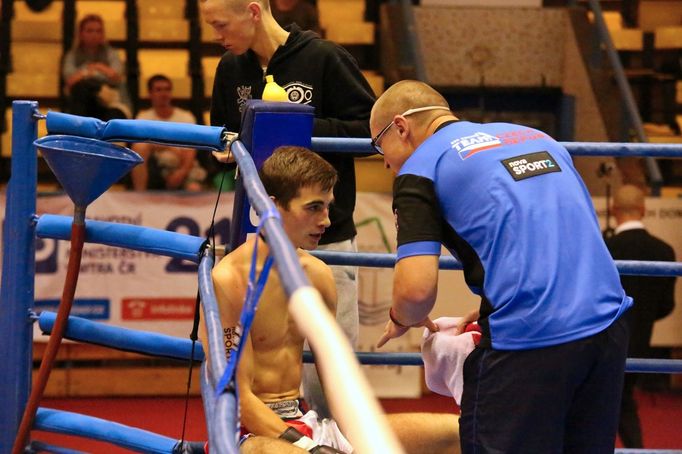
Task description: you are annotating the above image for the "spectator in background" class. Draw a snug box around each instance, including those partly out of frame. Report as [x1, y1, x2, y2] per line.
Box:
[271, 0, 321, 34]
[131, 75, 207, 191]
[62, 14, 130, 120]
[606, 184, 677, 449]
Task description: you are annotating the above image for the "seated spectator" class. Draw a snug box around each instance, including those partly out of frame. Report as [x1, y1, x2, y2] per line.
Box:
[131, 75, 207, 191]
[271, 0, 321, 35]
[62, 14, 130, 120]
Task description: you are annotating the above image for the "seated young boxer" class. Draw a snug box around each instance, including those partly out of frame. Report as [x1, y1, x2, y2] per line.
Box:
[200, 146, 459, 453]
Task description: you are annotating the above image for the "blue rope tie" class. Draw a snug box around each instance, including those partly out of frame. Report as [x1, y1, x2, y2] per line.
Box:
[214, 208, 280, 396]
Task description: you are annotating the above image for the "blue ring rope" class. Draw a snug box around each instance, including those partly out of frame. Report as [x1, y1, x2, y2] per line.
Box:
[33, 314, 682, 374]
[311, 251, 682, 277]
[198, 253, 239, 454]
[300, 352, 682, 374]
[309, 137, 682, 157]
[33, 408, 178, 453]
[39, 112, 682, 158]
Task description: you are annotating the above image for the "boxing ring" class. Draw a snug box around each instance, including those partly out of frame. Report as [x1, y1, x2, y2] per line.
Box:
[1, 100, 682, 454]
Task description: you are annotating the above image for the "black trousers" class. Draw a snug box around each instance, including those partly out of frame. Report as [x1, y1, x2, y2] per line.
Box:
[619, 373, 643, 448]
[459, 314, 630, 454]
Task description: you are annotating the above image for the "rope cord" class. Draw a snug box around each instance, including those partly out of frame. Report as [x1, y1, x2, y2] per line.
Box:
[180, 165, 229, 446]
[214, 208, 280, 396]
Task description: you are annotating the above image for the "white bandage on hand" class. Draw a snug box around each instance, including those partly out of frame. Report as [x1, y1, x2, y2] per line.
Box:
[279, 426, 317, 450]
[293, 436, 318, 451]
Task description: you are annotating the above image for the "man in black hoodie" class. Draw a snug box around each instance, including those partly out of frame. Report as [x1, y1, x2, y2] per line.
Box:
[200, 0, 376, 419]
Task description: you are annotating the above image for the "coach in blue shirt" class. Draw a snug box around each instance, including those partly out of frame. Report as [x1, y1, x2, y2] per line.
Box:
[373, 80, 632, 454]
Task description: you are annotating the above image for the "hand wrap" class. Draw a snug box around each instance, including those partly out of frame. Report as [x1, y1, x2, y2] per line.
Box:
[279, 427, 344, 453]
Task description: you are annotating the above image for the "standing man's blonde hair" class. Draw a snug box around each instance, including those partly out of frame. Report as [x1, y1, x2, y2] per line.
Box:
[200, 0, 271, 12]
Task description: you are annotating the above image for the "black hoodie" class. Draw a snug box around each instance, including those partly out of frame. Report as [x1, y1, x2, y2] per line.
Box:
[210, 24, 376, 245]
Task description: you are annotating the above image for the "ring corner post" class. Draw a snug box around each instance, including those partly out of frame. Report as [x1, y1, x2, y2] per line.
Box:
[1, 100, 39, 450]
[228, 101, 314, 252]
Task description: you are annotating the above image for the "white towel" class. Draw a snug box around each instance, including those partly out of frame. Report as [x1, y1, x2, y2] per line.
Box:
[421, 317, 481, 405]
[297, 410, 354, 453]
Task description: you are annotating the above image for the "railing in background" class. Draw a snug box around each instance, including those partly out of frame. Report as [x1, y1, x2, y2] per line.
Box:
[574, 0, 664, 194]
[397, 0, 427, 82]
[392, 0, 664, 194]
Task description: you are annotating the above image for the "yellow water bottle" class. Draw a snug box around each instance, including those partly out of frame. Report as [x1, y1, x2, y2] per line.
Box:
[262, 75, 289, 102]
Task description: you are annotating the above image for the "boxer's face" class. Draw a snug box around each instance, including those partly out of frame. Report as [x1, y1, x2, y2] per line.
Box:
[276, 184, 333, 250]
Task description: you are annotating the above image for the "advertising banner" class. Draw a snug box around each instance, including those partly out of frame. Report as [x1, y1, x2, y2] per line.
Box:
[2, 191, 681, 398]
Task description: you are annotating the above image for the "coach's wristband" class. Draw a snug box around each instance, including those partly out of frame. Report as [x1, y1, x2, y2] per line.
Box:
[389, 307, 411, 328]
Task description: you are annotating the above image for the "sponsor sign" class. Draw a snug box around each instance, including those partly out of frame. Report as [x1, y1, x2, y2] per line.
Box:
[0, 191, 423, 397]
[121, 298, 196, 320]
[34, 298, 110, 320]
[4, 191, 680, 400]
[501, 151, 562, 181]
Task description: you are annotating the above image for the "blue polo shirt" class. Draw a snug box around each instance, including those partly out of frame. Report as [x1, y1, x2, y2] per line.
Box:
[393, 121, 632, 350]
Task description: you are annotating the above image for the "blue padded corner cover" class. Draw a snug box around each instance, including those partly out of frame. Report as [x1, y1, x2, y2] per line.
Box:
[231, 101, 315, 241]
[239, 100, 314, 167]
[46, 111, 227, 151]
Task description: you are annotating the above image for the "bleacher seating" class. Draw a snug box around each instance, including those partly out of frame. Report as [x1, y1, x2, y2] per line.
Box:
[6, 42, 62, 98]
[361, 70, 385, 97]
[2, 0, 383, 164]
[137, 0, 188, 42]
[654, 26, 682, 49]
[592, 4, 682, 137]
[638, 0, 682, 31]
[7, 2, 64, 99]
[594, 11, 645, 50]
[11, 0, 62, 42]
[202, 56, 221, 98]
[137, 0, 185, 18]
[318, 0, 375, 45]
[75, 1, 126, 41]
[137, 49, 191, 99]
[139, 18, 189, 42]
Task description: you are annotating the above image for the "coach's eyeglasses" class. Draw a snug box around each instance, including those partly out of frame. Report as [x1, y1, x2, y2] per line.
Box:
[370, 105, 451, 155]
